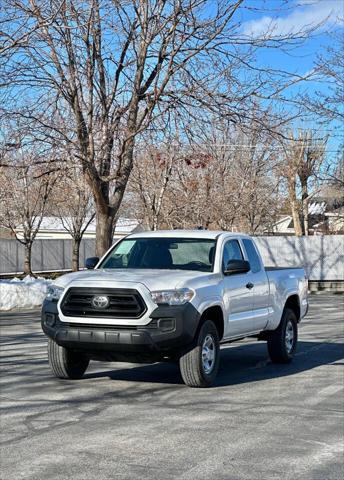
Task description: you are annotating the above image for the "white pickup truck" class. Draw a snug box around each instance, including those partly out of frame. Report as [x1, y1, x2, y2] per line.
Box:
[42, 230, 308, 387]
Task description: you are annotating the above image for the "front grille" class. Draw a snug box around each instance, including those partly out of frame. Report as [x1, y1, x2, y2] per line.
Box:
[60, 287, 147, 319]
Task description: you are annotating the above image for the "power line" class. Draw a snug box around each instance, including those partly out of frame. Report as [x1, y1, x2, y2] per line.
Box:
[169, 144, 342, 152]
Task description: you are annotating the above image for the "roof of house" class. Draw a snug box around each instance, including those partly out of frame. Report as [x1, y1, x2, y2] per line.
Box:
[273, 215, 293, 226]
[16, 216, 140, 234]
[308, 202, 327, 215]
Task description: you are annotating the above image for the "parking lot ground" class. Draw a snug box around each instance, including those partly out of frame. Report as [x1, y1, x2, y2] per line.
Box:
[0, 293, 343, 480]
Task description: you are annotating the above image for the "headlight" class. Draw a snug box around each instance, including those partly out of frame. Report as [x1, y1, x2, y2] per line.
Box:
[150, 288, 194, 306]
[46, 284, 64, 301]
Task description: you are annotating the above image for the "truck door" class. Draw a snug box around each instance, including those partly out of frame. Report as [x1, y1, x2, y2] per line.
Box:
[222, 239, 253, 338]
[241, 238, 270, 331]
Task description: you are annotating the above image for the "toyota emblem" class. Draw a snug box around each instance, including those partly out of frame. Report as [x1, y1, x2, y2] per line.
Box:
[91, 295, 110, 309]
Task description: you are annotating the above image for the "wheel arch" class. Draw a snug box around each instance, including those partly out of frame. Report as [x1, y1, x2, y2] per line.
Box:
[199, 305, 224, 340]
[284, 294, 301, 322]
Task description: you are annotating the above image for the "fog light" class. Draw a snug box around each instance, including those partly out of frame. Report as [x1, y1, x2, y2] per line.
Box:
[45, 313, 56, 327]
[158, 318, 175, 332]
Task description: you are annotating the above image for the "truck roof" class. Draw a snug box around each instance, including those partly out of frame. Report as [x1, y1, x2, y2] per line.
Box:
[127, 229, 249, 240]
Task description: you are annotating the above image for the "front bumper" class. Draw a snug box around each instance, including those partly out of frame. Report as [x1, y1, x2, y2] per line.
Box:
[41, 299, 200, 354]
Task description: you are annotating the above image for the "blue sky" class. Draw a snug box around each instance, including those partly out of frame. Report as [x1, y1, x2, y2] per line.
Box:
[238, 0, 343, 155]
[241, 0, 342, 80]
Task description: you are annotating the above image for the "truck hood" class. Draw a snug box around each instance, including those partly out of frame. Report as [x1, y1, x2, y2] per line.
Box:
[53, 268, 211, 292]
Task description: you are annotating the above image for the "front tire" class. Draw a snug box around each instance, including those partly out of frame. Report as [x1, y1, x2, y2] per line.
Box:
[179, 320, 220, 387]
[48, 338, 89, 379]
[267, 308, 298, 363]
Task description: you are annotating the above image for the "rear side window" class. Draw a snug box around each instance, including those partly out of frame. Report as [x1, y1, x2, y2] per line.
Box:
[222, 240, 243, 270]
[242, 239, 261, 273]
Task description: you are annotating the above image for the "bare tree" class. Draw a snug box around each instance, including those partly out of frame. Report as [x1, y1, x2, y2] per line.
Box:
[53, 167, 95, 271]
[130, 145, 176, 231]
[202, 118, 280, 234]
[1, 0, 320, 254]
[279, 130, 326, 236]
[331, 152, 344, 188]
[0, 152, 56, 275]
[279, 133, 305, 236]
[307, 31, 344, 122]
[1, 0, 245, 255]
[127, 117, 281, 233]
[297, 133, 327, 235]
[172, 153, 214, 229]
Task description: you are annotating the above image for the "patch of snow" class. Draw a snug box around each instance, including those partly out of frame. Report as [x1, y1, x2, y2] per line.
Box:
[309, 202, 326, 215]
[15, 216, 140, 235]
[0, 276, 51, 311]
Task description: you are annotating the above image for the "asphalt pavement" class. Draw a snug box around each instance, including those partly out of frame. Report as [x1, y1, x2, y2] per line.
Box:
[0, 293, 343, 480]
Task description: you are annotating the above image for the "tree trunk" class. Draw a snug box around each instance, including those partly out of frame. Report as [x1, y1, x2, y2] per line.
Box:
[95, 209, 116, 257]
[301, 178, 309, 236]
[152, 164, 173, 231]
[72, 237, 81, 272]
[23, 242, 33, 276]
[287, 177, 302, 236]
[91, 131, 135, 256]
[290, 198, 303, 237]
[152, 214, 158, 231]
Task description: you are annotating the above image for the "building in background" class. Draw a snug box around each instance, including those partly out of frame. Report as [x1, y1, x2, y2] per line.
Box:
[268, 200, 344, 235]
[12, 217, 143, 240]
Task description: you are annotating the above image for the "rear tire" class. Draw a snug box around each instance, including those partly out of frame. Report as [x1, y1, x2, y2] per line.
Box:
[267, 308, 298, 363]
[48, 338, 89, 379]
[179, 320, 220, 387]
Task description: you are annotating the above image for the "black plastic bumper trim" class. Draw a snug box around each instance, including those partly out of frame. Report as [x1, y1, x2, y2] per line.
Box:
[41, 299, 200, 353]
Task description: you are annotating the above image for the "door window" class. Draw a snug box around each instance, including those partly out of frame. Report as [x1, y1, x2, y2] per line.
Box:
[242, 239, 261, 273]
[222, 240, 243, 270]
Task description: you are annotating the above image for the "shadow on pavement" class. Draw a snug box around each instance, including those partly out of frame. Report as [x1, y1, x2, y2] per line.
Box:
[84, 340, 344, 387]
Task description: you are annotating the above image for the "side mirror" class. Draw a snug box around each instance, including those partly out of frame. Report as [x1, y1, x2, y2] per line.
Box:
[224, 259, 250, 275]
[85, 257, 99, 270]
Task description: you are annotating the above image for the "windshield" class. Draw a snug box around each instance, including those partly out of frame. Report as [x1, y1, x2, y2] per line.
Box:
[99, 237, 216, 272]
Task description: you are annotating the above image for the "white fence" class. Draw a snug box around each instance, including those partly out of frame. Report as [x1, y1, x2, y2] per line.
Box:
[254, 236, 343, 281]
[0, 239, 96, 275]
[0, 236, 343, 281]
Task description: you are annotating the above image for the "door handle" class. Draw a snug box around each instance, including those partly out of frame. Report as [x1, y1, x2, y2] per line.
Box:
[246, 282, 254, 290]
